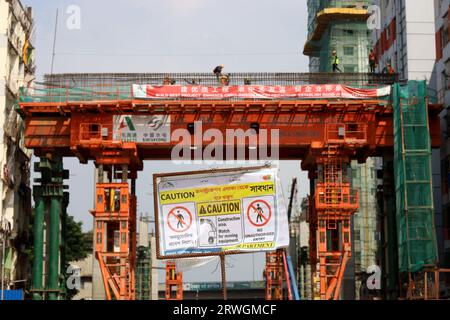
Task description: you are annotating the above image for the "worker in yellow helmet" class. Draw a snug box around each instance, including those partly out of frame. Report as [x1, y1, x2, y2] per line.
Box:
[331, 50, 342, 73]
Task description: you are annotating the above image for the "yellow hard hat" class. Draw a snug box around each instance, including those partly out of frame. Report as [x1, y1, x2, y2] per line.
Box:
[220, 64, 224, 68]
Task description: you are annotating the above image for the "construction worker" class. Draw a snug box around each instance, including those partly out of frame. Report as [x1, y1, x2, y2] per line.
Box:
[163, 77, 176, 85]
[331, 50, 342, 73]
[369, 50, 376, 73]
[220, 74, 230, 86]
[213, 64, 224, 81]
[382, 62, 395, 75]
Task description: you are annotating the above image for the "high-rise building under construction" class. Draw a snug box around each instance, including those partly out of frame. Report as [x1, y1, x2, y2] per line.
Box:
[304, 0, 372, 73]
[304, 0, 379, 299]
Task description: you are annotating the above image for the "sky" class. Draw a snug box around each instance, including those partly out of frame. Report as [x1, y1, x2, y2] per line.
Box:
[22, 0, 310, 283]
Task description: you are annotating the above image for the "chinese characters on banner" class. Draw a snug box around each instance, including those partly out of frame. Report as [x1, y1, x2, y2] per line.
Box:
[133, 84, 391, 100]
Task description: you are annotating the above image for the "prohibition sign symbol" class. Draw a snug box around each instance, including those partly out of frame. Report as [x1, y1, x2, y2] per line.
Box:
[167, 206, 192, 233]
[247, 199, 272, 227]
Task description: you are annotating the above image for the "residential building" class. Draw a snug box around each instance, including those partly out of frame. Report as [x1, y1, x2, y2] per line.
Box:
[371, 0, 436, 81]
[0, 0, 35, 292]
[435, 0, 450, 269]
[70, 254, 93, 300]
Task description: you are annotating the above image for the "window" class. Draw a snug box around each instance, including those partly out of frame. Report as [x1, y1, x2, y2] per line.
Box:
[344, 65, 357, 73]
[96, 232, 102, 244]
[343, 46, 354, 56]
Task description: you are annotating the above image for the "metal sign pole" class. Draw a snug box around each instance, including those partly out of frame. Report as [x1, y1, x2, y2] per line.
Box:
[220, 253, 227, 300]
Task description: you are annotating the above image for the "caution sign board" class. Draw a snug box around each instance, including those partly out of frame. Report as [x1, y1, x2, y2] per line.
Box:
[154, 167, 289, 258]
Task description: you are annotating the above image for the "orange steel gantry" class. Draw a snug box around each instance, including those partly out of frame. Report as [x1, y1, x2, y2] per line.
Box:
[18, 74, 441, 300]
[264, 251, 285, 300]
[165, 261, 183, 300]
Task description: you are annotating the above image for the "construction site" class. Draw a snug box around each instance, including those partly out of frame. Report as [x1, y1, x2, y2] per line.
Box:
[1, 0, 450, 302]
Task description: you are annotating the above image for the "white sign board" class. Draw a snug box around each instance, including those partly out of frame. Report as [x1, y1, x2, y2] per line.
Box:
[113, 115, 170, 143]
[154, 167, 289, 258]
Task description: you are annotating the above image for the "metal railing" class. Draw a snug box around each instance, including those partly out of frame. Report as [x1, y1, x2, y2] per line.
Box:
[42, 72, 397, 87]
[17, 73, 397, 104]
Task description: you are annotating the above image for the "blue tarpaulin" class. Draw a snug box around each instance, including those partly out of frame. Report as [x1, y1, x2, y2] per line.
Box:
[0, 290, 24, 300]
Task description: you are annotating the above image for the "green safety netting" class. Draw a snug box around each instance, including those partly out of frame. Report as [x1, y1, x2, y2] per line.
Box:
[392, 80, 438, 273]
[19, 85, 133, 103]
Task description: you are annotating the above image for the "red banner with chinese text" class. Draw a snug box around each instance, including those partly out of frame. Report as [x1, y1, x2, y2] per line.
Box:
[132, 84, 391, 100]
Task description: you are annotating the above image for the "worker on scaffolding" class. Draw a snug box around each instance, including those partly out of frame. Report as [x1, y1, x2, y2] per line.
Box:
[382, 62, 395, 75]
[213, 64, 224, 81]
[331, 50, 342, 73]
[220, 74, 230, 86]
[163, 77, 176, 85]
[369, 49, 376, 73]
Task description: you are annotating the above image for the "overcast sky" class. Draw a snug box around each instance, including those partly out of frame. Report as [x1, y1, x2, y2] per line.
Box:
[22, 0, 309, 283]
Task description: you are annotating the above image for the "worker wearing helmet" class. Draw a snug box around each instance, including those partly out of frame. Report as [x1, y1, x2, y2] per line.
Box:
[331, 50, 342, 73]
[214, 64, 224, 82]
[382, 62, 395, 75]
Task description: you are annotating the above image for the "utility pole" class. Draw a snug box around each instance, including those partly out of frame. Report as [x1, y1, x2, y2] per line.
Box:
[50, 9, 59, 75]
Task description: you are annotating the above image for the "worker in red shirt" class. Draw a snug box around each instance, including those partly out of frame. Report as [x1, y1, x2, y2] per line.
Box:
[382, 62, 395, 75]
[369, 50, 376, 73]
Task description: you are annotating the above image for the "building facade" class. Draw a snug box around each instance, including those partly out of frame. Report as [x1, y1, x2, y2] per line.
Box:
[371, 0, 436, 81]
[0, 0, 34, 292]
[435, 0, 450, 269]
[305, 0, 372, 72]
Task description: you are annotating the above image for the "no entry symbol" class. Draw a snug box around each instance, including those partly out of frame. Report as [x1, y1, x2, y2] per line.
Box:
[247, 199, 272, 227]
[167, 206, 192, 233]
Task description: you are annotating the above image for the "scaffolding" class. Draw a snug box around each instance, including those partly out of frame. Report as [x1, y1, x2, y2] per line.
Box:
[351, 157, 379, 299]
[392, 81, 438, 281]
[135, 246, 151, 300]
[305, 0, 372, 73]
[393, 81, 437, 272]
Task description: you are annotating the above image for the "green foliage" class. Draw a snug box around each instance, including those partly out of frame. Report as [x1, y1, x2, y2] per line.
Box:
[65, 215, 89, 263]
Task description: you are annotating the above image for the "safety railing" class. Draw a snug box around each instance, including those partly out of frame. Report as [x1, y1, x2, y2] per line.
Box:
[42, 72, 396, 87]
[19, 73, 396, 104]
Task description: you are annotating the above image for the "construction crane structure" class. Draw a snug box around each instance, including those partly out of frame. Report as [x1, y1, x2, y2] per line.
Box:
[17, 73, 441, 300]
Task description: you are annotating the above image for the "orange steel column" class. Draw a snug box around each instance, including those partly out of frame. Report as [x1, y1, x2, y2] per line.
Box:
[90, 182, 136, 300]
[264, 251, 284, 300]
[165, 261, 183, 300]
[312, 154, 358, 300]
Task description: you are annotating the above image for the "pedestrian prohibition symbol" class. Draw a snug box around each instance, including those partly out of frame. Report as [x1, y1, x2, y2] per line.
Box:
[246, 199, 272, 227]
[167, 206, 192, 233]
